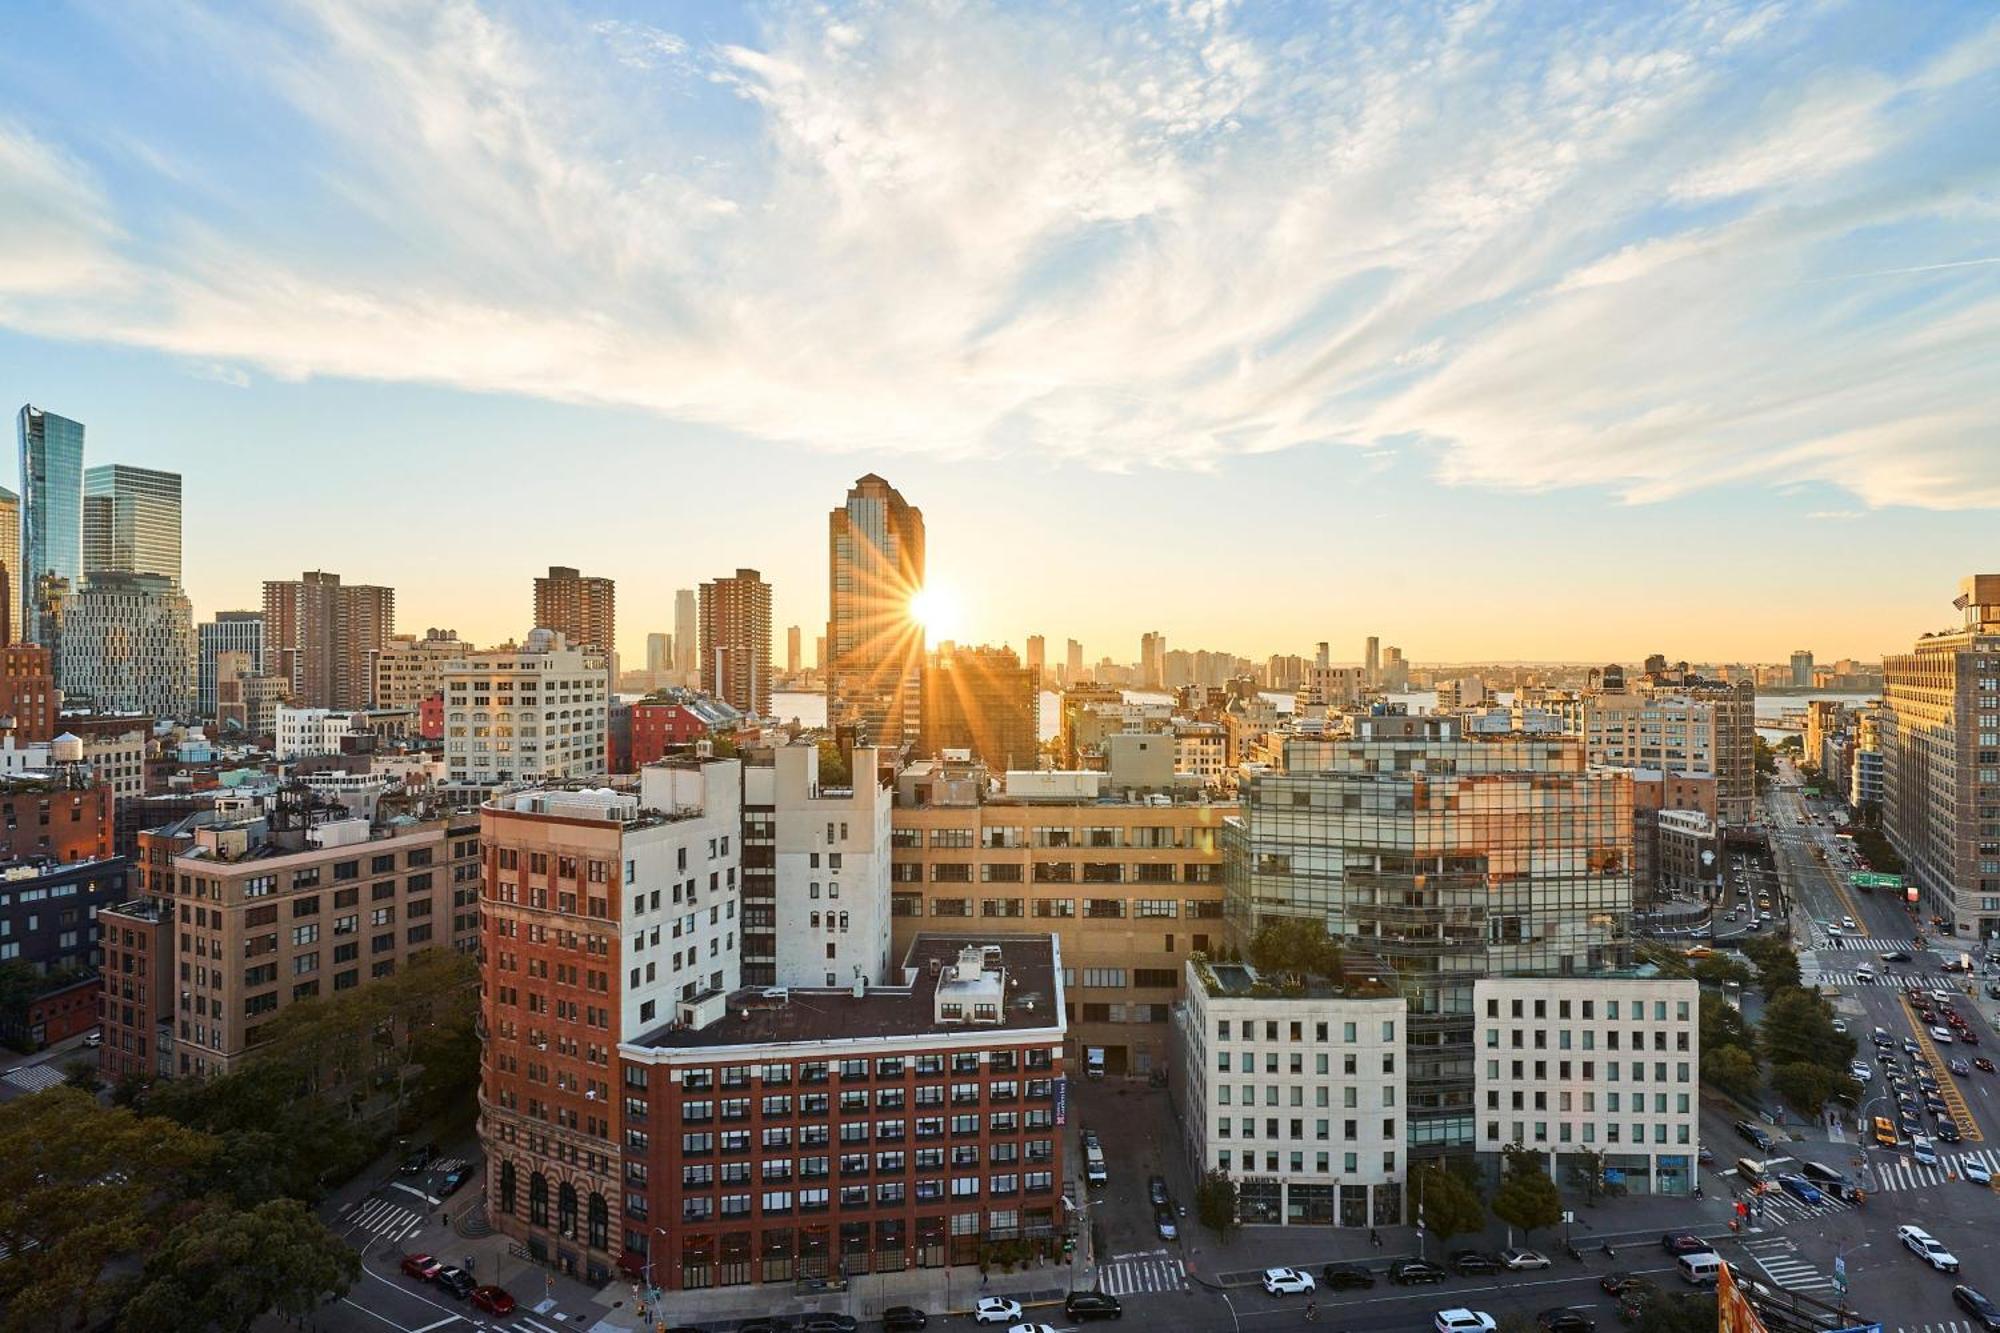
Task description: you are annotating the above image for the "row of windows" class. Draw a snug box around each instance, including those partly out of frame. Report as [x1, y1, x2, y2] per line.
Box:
[1214, 1149, 1392, 1177]
[680, 1173, 1058, 1220]
[1216, 1018, 1396, 1044]
[1486, 1120, 1693, 1146]
[1486, 996, 1691, 1022]
[1486, 1028, 1692, 1053]
[681, 1142, 1055, 1186]
[1217, 1116, 1397, 1144]
[906, 896, 1222, 919]
[627, 1050, 1053, 1092]
[1483, 1059, 1694, 1085]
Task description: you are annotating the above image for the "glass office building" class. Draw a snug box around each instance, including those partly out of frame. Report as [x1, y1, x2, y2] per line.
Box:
[17, 404, 85, 646]
[84, 463, 183, 585]
[1224, 711, 1634, 1152]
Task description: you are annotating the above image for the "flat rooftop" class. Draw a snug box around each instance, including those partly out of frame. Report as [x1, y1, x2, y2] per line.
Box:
[632, 934, 1062, 1051]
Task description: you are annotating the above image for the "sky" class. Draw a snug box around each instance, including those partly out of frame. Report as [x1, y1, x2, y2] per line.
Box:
[3, 0, 1998, 668]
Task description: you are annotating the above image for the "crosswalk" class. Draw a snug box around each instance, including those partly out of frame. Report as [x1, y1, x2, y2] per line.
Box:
[1742, 1186, 1855, 1228]
[1738, 1236, 1835, 1293]
[1894, 1323, 1983, 1333]
[1820, 937, 1924, 952]
[0, 1064, 67, 1093]
[343, 1196, 425, 1244]
[1870, 1147, 2000, 1193]
[1098, 1251, 1188, 1296]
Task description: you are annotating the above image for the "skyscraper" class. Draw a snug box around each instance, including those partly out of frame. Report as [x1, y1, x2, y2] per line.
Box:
[261, 571, 395, 709]
[17, 404, 85, 646]
[646, 632, 671, 676]
[58, 572, 196, 717]
[700, 568, 772, 716]
[827, 474, 925, 747]
[786, 624, 802, 675]
[1025, 634, 1045, 675]
[198, 612, 265, 717]
[1065, 638, 1084, 686]
[533, 564, 616, 655]
[673, 588, 698, 684]
[1365, 636, 1380, 685]
[0, 487, 18, 644]
[83, 464, 183, 584]
[924, 644, 1041, 771]
[1790, 649, 1815, 688]
[1140, 631, 1166, 688]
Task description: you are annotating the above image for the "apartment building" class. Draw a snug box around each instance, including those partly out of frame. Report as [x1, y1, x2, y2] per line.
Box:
[1174, 958, 1405, 1227]
[0, 770, 113, 863]
[1224, 712, 1635, 1153]
[262, 571, 395, 711]
[478, 760, 744, 1284]
[156, 793, 481, 1076]
[1473, 978, 1700, 1197]
[923, 645, 1039, 774]
[57, 572, 196, 717]
[97, 895, 170, 1081]
[1580, 674, 1756, 828]
[747, 744, 894, 989]
[0, 644, 59, 743]
[534, 567, 616, 657]
[443, 629, 609, 791]
[0, 854, 130, 978]
[618, 935, 1067, 1291]
[1883, 575, 2000, 939]
[61, 714, 151, 802]
[888, 763, 1232, 1077]
[372, 629, 466, 711]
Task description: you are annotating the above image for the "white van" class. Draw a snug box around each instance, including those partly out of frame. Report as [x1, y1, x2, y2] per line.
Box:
[1735, 1157, 1770, 1185]
[1677, 1252, 1724, 1286]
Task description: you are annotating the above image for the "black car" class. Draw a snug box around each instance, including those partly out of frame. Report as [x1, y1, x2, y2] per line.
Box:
[1321, 1263, 1375, 1291]
[1389, 1259, 1448, 1285]
[1660, 1233, 1712, 1256]
[882, 1309, 929, 1333]
[738, 1321, 794, 1333]
[1064, 1292, 1123, 1321]
[1939, 1122, 1964, 1143]
[799, 1317, 857, 1333]
[399, 1142, 440, 1175]
[438, 1167, 468, 1196]
[434, 1266, 475, 1300]
[1733, 1120, 1774, 1151]
[1449, 1250, 1501, 1276]
[1956, 1286, 2000, 1331]
[1148, 1175, 1170, 1207]
[1538, 1309, 1596, 1333]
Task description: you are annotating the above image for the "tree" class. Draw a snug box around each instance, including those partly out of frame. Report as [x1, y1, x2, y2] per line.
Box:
[119, 1198, 359, 1333]
[1247, 916, 1343, 986]
[0, 1087, 219, 1331]
[1760, 989, 1854, 1071]
[1409, 1161, 1484, 1244]
[816, 741, 851, 787]
[1770, 1062, 1859, 1117]
[1691, 954, 1753, 988]
[1701, 1045, 1761, 1100]
[1699, 994, 1756, 1059]
[1491, 1148, 1562, 1239]
[62, 1059, 102, 1093]
[1194, 1167, 1238, 1242]
[1740, 938, 1802, 995]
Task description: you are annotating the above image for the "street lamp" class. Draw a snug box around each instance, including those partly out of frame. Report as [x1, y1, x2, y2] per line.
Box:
[640, 1226, 669, 1317]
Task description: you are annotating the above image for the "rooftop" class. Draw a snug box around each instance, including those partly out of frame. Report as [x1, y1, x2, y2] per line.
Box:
[632, 934, 1063, 1051]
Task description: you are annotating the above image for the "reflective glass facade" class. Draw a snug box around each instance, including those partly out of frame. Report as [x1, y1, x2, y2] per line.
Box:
[17, 404, 85, 645]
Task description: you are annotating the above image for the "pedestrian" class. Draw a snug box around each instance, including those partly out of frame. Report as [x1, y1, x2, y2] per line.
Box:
[1369, 1227, 1381, 1249]
[980, 1270, 990, 1290]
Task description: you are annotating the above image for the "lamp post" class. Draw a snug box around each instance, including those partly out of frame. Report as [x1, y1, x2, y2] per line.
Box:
[640, 1226, 668, 1319]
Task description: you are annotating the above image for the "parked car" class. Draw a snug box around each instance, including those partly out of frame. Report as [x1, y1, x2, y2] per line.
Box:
[1537, 1310, 1596, 1333]
[1261, 1268, 1315, 1296]
[1501, 1249, 1552, 1271]
[400, 1253, 443, 1282]
[799, 1317, 858, 1333]
[1955, 1286, 2000, 1331]
[1321, 1263, 1375, 1290]
[434, 1267, 475, 1299]
[1733, 1121, 1774, 1151]
[1390, 1260, 1450, 1286]
[735, 1322, 794, 1333]
[1064, 1292, 1122, 1321]
[1660, 1234, 1712, 1256]
[882, 1308, 929, 1333]
[974, 1299, 1024, 1325]
[1148, 1175, 1170, 1207]
[398, 1142, 440, 1175]
[1599, 1273, 1648, 1296]
[1450, 1251, 1501, 1276]
[1899, 1224, 1961, 1273]
[1434, 1311, 1497, 1333]
[469, 1287, 516, 1316]
[438, 1167, 469, 1196]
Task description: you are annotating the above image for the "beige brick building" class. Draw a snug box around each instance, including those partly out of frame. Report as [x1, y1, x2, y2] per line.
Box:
[888, 766, 1233, 1076]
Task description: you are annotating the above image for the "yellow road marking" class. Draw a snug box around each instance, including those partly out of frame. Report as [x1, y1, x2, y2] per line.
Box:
[1901, 996, 1984, 1144]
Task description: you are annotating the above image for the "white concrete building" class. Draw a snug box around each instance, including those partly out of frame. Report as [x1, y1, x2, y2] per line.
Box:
[443, 628, 608, 790]
[57, 572, 196, 718]
[1174, 958, 1406, 1227]
[1474, 977, 1700, 1197]
[751, 742, 894, 989]
[275, 706, 362, 760]
[0, 737, 53, 775]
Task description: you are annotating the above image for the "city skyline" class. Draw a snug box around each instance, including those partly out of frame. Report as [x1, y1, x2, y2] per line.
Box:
[4, 3, 1998, 662]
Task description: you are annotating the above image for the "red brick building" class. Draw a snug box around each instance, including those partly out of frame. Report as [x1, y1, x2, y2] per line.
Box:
[617, 936, 1068, 1290]
[23, 975, 101, 1046]
[630, 702, 717, 769]
[419, 692, 444, 742]
[0, 645, 58, 743]
[96, 896, 171, 1082]
[0, 774, 114, 863]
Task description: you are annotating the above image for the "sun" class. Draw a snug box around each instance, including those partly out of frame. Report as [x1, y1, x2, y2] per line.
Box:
[907, 583, 963, 640]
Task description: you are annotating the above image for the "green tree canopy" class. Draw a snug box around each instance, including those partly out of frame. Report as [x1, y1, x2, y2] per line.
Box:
[1701, 1044, 1761, 1101]
[1194, 1167, 1238, 1242]
[118, 1198, 359, 1333]
[1491, 1149, 1562, 1238]
[1760, 988, 1854, 1071]
[1691, 954, 1754, 988]
[1740, 938, 1802, 995]
[0, 1087, 219, 1331]
[1247, 916, 1343, 985]
[1770, 1062, 1860, 1118]
[1699, 993, 1756, 1060]
[1410, 1160, 1485, 1243]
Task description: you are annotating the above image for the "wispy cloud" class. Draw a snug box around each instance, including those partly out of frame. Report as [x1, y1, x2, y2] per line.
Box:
[0, 0, 1996, 509]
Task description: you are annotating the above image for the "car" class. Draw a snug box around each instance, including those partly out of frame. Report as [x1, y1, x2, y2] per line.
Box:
[1064, 1293, 1123, 1321]
[735, 1323, 794, 1333]
[1390, 1259, 1450, 1285]
[1978, 1057, 1996, 1073]
[1798, 1161, 1849, 1195]
[1698, 1147, 1716, 1166]
[1154, 1208, 1178, 1241]
[1660, 1233, 1712, 1256]
[1883, 951, 1914, 963]
[1843, 917, 1857, 929]
[1776, 1174, 1824, 1205]
[1321, 1263, 1375, 1290]
[1966, 1159, 1993, 1184]
[400, 1253, 443, 1281]
[1599, 1273, 1648, 1296]
[1261, 1268, 1315, 1296]
[1899, 1224, 1961, 1272]
[469, 1287, 516, 1316]
[883, 1309, 929, 1333]
[1832, 1019, 1850, 1033]
[1928, 1097, 1952, 1115]
[1502, 1249, 1552, 1271]
[800, 1317, 858, 1333]
[1849, 1060, 1873, 1081]
[1434, 1311, 1497, 1333]
[1537, 1310, 1596, 1333]
[1450, 1250, 1501, 1276]
[1939, 1122, 1964, 1143]
[1005, 1324, 1056, 1333]
[1956, 1286, 2000, 1332]
[1933, 989, 1957, 1004]
[80, 1031, 102, 1048]
[1907, 1039, 1924, 1055]
[1828, 925, 1844, 937]
[975, 1299, 1024, 1325]
[438, 1167, 468, 1196]
[1953, 1058, 1975, 1076]
[1733, 1121, 1774, 1150]
[434, 1266, 475, 1299]
[1963, 1029, 1981, 1046]
[1148, 1175, 1170, 1207]
[399, 1142, 439, 1175]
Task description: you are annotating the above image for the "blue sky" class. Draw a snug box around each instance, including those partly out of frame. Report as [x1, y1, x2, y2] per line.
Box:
[3, 0, 1997, 666]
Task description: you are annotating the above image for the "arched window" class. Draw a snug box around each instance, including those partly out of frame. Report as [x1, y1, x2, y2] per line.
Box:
[589, 1192, 609, 1251]
[529, 1171, 549, 1227]
[499, 1160, 517, 1216]
[559, 1181, 579, 1238]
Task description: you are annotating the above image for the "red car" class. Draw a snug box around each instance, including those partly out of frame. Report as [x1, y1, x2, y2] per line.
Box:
[400, 1253, 443, 1281]
[470, 1286, 516, 1315]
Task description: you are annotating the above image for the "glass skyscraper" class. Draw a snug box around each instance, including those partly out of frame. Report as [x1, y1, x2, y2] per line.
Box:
[16, 404, 85, 646]
[84, 463, 183, 585]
